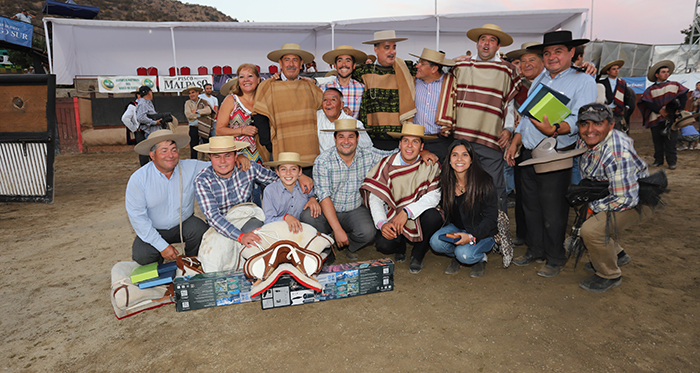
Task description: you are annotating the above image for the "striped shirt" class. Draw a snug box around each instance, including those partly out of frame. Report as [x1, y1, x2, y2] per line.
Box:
[577, 130, 649, 212]
[319, 76, 365, 119]
[313, 146, 396, 212]
[414, 75, 443, 135]
[194, 163, 277, 239]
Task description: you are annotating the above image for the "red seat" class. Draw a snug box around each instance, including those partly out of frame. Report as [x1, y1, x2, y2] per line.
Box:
[198, 66, 208, 75]
[169, 67, 177, 76]
[212, 65, 222, 75]
[222, 65, 233, 75]
[147, 66, 158, 76]
[180, 66, 190, 75]
[136, 67, 147, 76]
[268, 65, 278, 73]
[256, 65, 261, 73]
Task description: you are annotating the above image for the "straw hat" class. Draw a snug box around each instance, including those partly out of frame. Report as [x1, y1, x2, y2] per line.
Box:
[322, 45, 368, 66]
[518, 138, 587, 173]
[647, 60, 675, 82]
[324, 70, 338, 77]
[267, 43, 315, 64]
[387, 123, 438, 140]
[181, 85, 203, 95]
[134, 129, 190, 155]
[466, 24, 513, 47]
[193, 136, 250, 154]
[526, 30, 589, 51]
[362, 30, 407, 45]
[600, 60, 624, 76]
[409, 48, 455, 67]
[671, 111, 700, 131]
[367, 54, 377, 63]
[505, 42, 542, 60]
[264, 152, 314, 168]
[219, 78, 238, 96]
[320, 118, 369, 132]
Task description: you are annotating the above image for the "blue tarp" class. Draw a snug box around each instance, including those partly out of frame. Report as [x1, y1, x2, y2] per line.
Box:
[42, 0, 100, 19]
[0, 17, 33, 48]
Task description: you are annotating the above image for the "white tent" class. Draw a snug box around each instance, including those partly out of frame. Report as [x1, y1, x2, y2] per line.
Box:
[45, 9, 588, 85]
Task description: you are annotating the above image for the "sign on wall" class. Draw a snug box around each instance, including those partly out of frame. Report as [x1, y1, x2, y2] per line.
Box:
[159, 75, 213, 93]
[97, 76, 156, 94]
[0, 17, 33, 48]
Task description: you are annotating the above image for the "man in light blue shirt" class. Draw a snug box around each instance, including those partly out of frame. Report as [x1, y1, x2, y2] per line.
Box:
[410, 48, 455, 163]
[126, 130, 209, 265]
[506, 30, 598, 278]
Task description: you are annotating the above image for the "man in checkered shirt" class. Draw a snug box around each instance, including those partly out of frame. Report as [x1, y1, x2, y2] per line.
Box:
[318, 45, 367, 119]
[575, 103, 652, 293]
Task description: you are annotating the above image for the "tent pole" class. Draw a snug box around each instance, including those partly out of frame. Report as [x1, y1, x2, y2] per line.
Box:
[43, 19, 53, 74]
[170, 27, 178, 78]
[435, 0, 439, 50]
[331, 23, 335, 49]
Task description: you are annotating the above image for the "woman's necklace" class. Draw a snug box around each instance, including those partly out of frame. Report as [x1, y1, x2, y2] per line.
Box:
[456, 182, 465, 194]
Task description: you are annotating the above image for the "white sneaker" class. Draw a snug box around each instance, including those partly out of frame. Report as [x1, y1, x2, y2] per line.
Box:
[677, 145, 688, 151]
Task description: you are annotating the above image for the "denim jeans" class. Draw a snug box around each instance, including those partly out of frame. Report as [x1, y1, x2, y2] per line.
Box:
[429, 224, 495, 265]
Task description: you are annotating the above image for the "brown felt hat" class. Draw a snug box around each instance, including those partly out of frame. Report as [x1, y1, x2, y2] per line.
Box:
[600, 60, 624, 76]
[647, 60, 675, 82]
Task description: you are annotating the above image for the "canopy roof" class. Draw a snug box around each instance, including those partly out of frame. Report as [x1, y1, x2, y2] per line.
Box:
[45, 9, 587, 85]
[43, 0, 100, 19]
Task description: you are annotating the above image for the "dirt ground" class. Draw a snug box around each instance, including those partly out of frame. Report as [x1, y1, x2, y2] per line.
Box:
[1, 130, 699, 372]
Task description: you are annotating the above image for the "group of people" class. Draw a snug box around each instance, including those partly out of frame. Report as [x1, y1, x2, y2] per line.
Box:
[125, 25, 669, 293]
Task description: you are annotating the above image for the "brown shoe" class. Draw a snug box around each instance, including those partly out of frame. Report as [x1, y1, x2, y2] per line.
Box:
[537, 263, 564, 277]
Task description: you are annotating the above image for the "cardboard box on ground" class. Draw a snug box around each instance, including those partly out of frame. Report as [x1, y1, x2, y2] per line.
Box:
[174, 258, 394, 312]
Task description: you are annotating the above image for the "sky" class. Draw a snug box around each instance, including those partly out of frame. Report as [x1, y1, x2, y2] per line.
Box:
[186, 0, 696, 45]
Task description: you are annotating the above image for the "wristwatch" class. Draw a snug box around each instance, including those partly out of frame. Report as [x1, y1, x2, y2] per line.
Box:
[552, 122, 561, 137]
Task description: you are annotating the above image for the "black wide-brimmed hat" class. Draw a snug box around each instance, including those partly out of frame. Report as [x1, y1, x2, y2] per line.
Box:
[526, 31, 589, 51]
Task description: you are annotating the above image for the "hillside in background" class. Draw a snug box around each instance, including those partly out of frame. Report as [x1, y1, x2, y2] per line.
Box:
[1, 0, 237, 23]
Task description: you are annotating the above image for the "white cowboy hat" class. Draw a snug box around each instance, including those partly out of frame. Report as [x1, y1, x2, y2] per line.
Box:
[600, 60, 624, 76]
[518, 138, 586, 173]
[181, 85, 202, 95]
[505, 42, 542, 61]
[320, 118, 369, 132]
[134, 129, 190, 155]
[647, 60, 675, 82]
[322, 45, 368, 66]
[387, 123, 438, 140]
[671, 111, 700, 131]
[466, 24, 513, 47]
[408, 48, 455, 67]
[362, 30, 407, 45]
[193, 136, 250, 154]
[267, 43, 315, 64]
[264, 152, 314, 168]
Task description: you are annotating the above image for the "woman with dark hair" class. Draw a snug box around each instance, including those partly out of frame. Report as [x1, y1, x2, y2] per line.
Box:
[429, 139, 498, 277]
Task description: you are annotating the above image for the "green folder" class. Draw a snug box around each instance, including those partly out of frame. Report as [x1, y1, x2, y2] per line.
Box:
[130, 262, 159, 283]
[529, 92, 571, 125]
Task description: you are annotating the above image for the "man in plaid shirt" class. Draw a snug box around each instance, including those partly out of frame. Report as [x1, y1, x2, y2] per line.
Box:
[309, 120, 395, 259]
[575, 103, 652, 293]
[319, 45, 367, 119]
[194, 137, 313, 247]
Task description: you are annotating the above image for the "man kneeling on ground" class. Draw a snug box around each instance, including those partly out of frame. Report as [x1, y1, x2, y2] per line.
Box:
[576, 103, 653, 292]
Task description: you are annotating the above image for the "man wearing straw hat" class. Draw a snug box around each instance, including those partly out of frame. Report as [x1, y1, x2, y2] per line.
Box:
[319, 45, 367, 119]
[597, 60, 635, 134]
[126, 129, 210, 265]
[183, 85, 214, 160]
[254, 43, 323, 164]
[193, 136, 313, 247]
[360, 124, 442, 273]
[505, 30, 597, 277]
[437, 24, 520, 212]
[353, 30, 417, 150]
[311, 119, 398, 260]
[410, 48, 455, 163]
[638, 60, 689, 170]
